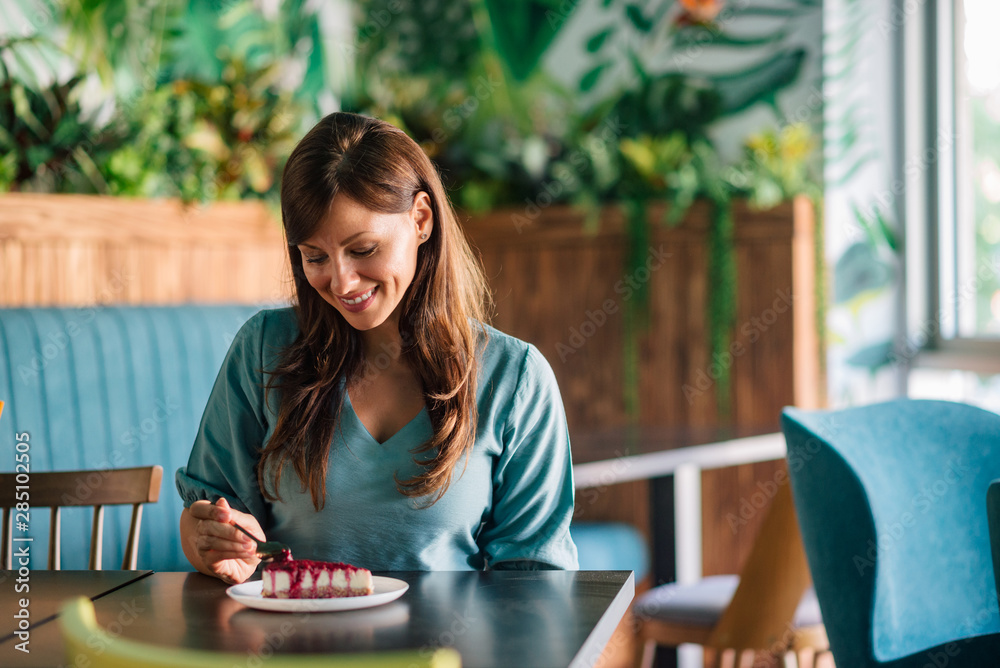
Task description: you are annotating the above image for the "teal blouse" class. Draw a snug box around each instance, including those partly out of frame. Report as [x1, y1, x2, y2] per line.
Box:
[175, 308, 578, 571]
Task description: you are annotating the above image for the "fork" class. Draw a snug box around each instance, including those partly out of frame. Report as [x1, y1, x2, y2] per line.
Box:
[231, 522, 290, 562]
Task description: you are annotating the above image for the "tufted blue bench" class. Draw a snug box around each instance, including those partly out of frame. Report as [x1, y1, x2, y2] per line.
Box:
[0, 304, 648, 576]
[0, 304, 263, 570]
[571, 521, 649, 581]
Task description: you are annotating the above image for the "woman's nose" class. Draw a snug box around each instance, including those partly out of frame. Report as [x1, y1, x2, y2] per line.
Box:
[329, 258, 359, 295]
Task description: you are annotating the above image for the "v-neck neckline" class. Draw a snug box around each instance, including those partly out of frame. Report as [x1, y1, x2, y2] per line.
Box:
[344, 388, 428, 446]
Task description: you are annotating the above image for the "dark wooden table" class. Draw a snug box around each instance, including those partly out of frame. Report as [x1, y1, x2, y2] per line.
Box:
[0, 570, 634, 668]
[0, 569, 151, 642]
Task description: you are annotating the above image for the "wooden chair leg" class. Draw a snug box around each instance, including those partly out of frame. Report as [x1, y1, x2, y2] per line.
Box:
[815, 649, 835, 668]
[717, 648, 737, 668]
[751, 651, 782, 668]
[637, 639, 656, 668]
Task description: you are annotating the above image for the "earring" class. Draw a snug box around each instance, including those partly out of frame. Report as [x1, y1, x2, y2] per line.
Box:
[420, 233, 428, 239]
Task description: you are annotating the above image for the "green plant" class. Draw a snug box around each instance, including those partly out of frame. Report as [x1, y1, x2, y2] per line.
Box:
[347, 0, 822, 418]
[101, 56, 298, 202]
[1, 1, 310, 202]
[0, 37, 127, 193]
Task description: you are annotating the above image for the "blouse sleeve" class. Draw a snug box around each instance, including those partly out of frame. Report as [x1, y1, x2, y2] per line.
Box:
[477, 344, 579, 570]
[175, 311, 270, 522]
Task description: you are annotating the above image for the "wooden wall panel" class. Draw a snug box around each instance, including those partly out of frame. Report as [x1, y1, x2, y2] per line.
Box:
[0, 193, 291, 307]
[463, 197, 819, 579]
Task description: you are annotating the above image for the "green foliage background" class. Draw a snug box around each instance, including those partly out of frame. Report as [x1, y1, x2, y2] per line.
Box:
[0, 0, 823, 416]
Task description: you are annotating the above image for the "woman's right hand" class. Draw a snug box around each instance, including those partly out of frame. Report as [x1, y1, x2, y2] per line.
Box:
[182, 497, 262, 584]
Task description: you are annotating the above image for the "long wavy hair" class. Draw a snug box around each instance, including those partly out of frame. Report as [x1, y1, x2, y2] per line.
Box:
[260, 112, 491, 510]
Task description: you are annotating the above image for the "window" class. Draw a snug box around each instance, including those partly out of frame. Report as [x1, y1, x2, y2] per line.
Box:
[953, 0, 1000, 338]
[900, 0, 1000, 408]
[906, 0, 1000, 381]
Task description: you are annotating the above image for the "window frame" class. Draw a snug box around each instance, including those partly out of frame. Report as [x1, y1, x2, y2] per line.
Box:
[905, 0, 1000, 375]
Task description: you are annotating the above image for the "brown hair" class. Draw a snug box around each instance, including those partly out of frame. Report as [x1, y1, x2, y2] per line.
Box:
[260, 112, 491, 510]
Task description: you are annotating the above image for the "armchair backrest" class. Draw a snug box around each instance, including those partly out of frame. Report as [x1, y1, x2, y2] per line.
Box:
[782, 399, 1000, 667]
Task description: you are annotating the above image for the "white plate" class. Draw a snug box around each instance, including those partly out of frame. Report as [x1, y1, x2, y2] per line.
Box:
[226, 576, 409, 612]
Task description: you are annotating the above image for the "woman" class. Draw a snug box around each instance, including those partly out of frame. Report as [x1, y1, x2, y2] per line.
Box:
[176, 112, 578, 584]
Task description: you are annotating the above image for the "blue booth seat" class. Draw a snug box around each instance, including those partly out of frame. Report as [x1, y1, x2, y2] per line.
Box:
[570, 521, 650, 581]
[0, 304, 264, 570]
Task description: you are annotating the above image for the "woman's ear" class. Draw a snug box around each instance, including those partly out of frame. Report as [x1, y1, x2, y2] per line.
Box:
[412, 191, 434, 244]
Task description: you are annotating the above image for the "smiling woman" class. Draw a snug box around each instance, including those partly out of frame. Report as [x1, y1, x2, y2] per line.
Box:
[297, 193, 431, 330]
[175, 112, 579, 580]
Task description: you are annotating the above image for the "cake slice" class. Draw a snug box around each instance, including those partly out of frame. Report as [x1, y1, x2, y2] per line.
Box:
[261, 553, 374, 599]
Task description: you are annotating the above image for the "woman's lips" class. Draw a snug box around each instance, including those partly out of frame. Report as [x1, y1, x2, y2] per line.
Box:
[338, 286, 378, 313]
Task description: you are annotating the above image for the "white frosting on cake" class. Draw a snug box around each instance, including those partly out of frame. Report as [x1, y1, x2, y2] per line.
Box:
[262, 570, 289, 597]
[350, 569, 373, 592]
[261, 559, 374, 598]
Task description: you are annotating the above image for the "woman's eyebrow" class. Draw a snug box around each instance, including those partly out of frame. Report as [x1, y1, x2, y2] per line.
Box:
[298, 231, 369, 250]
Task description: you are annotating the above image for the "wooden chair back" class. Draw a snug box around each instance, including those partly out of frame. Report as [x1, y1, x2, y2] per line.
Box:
[707, 480, 814, 651]
[0, 465, 163, 570]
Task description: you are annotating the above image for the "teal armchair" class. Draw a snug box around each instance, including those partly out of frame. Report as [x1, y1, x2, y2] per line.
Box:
[987, 480, 1000, 611]
[782, 399, 1000, 667]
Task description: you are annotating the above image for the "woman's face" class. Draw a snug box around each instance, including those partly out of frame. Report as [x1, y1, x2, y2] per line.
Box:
[297, 192, 433, 334]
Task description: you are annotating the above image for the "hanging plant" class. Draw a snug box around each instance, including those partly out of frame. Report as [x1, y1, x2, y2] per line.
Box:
[344, 0, 822, 419]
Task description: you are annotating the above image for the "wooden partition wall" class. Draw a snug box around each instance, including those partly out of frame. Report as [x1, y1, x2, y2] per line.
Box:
[463, 196, 820, 577]
[0, 192, 819, 578]
[0, 193, 290, 307]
